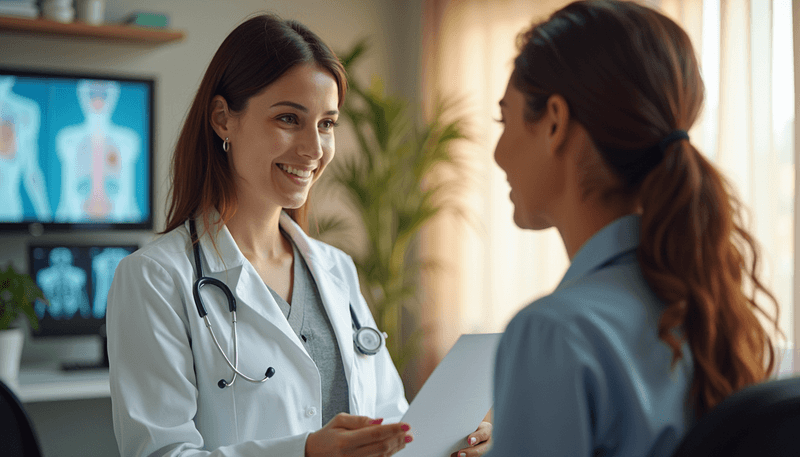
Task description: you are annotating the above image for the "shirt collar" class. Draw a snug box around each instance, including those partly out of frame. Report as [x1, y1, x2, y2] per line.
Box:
[557, 214, 641, 289]
[189, 209, 334, 274]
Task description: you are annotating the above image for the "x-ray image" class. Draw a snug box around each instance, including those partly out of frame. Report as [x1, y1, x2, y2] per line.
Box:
[0, 70, 151, 227]
[55, 80, 142, 223]
[0, 76, 52, 222]
[34, 247, 91, 320]
[30, 244, 137, 335]
[90, 247, 132, 319]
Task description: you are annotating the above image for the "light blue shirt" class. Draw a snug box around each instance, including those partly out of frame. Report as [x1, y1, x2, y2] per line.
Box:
[487, 215, 693, 457]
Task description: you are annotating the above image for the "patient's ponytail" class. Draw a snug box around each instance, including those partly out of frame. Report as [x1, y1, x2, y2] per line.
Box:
[638, 138, 777, 416]
[511, 0, 779, 417]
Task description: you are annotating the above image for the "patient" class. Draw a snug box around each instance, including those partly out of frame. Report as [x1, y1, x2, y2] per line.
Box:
[486, 1, 780, 455]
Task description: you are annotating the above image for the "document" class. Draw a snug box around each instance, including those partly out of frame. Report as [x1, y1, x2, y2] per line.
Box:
[394, 333, 501, 457]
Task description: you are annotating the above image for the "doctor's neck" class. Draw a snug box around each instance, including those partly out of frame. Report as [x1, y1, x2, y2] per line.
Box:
[225, 202, 290, 261]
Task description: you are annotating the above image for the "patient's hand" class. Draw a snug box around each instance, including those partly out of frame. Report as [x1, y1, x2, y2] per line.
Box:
[451, 421, 492, 457]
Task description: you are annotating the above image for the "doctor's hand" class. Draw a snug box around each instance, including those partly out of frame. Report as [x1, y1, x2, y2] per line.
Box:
[451, 421, 492, 457]
[305, 413, 413, 457]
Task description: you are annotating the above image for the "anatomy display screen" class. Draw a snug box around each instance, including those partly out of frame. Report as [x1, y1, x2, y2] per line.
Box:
[0, 69, 152, 229]
[29, 244, 137, 336]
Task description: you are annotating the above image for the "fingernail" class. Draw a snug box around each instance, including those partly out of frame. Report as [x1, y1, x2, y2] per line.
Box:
[469, 437, 477, 445]
[459, 453, 466, 457]
[405, 435, 413, 443]
[370, 418, 384, 425]
[401, 423, 410, 432]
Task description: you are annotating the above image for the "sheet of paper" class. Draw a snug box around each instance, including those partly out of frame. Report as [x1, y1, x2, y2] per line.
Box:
[394, 333, 501, 457]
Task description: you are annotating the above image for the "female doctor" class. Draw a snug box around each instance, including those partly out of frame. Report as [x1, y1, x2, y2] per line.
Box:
[107, 14, 491, 457]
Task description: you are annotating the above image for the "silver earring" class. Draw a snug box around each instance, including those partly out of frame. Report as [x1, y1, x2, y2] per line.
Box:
[222, 137, 230, 152]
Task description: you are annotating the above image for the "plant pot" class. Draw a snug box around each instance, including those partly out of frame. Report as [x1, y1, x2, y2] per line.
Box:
[0, 327, 25, 387]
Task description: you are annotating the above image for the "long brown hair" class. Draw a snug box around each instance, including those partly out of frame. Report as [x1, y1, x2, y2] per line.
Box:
[512, 0, 779, 417]
[163, 14, 347, 238]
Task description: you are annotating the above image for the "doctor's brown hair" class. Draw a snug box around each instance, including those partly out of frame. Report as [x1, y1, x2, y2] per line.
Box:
[512, 0, 779, 417]
[163, 14, 347, 237]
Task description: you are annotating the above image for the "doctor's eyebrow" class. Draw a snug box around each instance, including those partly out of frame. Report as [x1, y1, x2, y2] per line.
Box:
[270, 101, 338, 116]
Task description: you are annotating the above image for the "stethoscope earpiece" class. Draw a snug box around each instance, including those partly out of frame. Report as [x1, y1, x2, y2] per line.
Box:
[219, 367, 273, 389]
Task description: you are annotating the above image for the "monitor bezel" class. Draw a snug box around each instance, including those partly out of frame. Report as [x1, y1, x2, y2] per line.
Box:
[0, 66, 155, 233]
[27, 242, 139, 338]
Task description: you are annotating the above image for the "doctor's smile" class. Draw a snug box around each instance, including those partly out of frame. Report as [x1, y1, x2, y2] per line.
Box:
[278, 164, 315, 180]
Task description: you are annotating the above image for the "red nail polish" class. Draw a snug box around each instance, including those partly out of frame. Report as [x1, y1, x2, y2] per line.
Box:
[370, 418, 384, 425]
[404, 435, 413, 443]
[401, 424, 410, 432]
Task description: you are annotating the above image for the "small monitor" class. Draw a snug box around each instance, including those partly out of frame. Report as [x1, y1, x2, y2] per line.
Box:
[28, 244, 137, 339]
[0, 67, 154, 232]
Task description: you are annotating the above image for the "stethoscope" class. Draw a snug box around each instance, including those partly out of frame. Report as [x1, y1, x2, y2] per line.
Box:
[189, 219, 386, 389]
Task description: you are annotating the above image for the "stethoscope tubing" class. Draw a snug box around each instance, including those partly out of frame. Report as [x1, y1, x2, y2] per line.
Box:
[190, 219, 274, 388]
[188, 217, 381, 388]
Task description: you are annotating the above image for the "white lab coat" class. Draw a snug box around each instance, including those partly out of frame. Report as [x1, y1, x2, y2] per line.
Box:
[107, 212, 409, 456]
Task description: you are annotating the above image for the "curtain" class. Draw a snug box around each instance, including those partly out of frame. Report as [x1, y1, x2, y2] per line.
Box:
[417, 0, 795, 386]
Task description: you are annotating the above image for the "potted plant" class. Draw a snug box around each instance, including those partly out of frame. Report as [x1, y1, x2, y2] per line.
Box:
[312, 40, 470, 377]
[0, 264, 45, 386]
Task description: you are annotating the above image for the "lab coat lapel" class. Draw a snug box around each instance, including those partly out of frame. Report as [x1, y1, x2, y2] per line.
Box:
[279, 213, 356, 385]
[189, 215, 309, 357]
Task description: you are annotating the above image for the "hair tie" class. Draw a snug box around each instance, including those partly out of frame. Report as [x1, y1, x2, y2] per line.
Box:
[658, 130, 689, 153]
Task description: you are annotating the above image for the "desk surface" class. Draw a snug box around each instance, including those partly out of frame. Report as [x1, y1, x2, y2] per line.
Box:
[16, 363, 110, 403]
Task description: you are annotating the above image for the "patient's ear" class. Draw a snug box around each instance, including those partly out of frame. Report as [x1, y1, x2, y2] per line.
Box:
[542, 94, 570, 157]
[209, 95, 234, 140]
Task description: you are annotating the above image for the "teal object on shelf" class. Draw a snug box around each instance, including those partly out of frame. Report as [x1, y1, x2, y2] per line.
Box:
[124, 12, 170, 28]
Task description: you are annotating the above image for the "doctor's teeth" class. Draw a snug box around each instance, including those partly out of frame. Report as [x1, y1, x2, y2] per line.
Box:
[279, 164, 311, 178]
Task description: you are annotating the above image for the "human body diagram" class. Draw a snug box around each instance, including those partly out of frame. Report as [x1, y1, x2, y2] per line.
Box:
[35, 247, 91, 320]
[55, 80, 141, 223]
[0, 76, 51, 222]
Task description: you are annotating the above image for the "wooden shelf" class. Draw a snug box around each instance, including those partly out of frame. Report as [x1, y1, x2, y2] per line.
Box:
[0, 15, 184, 44]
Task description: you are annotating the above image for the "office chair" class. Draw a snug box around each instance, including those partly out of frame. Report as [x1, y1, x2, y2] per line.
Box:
[0, 379, 43, 457]
[672, 375, 800, 457]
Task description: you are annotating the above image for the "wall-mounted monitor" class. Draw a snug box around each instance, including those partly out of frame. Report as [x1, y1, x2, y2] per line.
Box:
[0, 67, 154, 232]
[28, 243, 138, 370]
[29, 243, 137, 337]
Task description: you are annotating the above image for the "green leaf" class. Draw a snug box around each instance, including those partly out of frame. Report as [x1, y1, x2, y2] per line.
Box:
[340, 40, 368, 70]
[0, 264, 45, 330]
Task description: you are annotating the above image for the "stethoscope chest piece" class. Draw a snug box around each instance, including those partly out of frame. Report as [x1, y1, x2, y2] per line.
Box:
[349, 304, 386, 356]
[354, 327, 386, 356]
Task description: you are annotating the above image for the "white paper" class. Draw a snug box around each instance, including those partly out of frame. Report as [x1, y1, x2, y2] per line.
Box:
[394, 333, 501, 457]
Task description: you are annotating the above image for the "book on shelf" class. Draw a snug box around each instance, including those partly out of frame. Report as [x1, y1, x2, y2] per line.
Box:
[0, 0, 38, 19]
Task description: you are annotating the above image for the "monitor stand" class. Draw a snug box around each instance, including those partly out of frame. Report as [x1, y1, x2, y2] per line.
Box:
[60, 334, 109, 372]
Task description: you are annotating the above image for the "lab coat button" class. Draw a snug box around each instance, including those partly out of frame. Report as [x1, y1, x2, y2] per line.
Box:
[306, 407, 317, 417]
